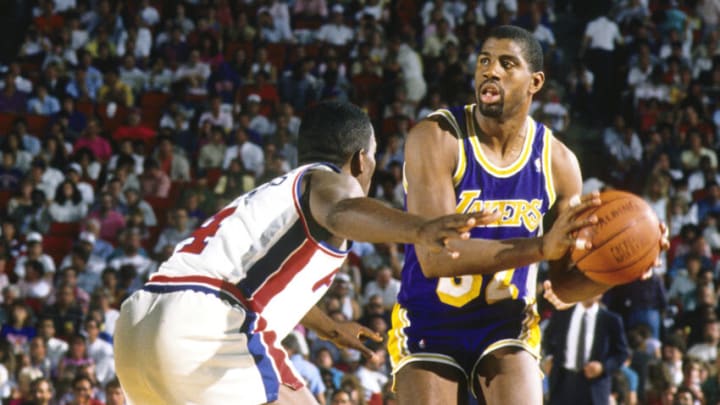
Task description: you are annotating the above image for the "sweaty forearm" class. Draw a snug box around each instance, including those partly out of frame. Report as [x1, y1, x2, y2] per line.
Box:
[417, 237, 545, 278]
[324, 197, 425, 244]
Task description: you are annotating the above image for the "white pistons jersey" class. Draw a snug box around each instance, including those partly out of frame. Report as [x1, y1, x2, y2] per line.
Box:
[150, 162, 349, 339]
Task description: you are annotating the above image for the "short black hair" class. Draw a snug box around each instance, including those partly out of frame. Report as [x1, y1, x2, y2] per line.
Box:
[297, 101, 373, 166]
[486, 25, 544, 73]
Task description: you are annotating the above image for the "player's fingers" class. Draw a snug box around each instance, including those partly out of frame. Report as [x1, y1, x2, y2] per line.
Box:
[357, 346, 376, 359]
[467, 210, 502, 225]
[358, 327, 383, 343]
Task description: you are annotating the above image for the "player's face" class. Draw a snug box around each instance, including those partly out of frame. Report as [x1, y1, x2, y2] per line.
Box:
[474, 38, 541, 119]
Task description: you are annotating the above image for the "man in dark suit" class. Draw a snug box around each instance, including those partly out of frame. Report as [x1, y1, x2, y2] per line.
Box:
[544, 294, 629, 405]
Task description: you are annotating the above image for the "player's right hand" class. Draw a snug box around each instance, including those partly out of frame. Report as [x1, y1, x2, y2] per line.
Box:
[541, 192, 601, 261]
[417, 210, 502, 258]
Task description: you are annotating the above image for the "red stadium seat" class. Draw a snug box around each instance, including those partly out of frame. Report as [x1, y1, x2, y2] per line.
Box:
[0, 112, 16, 134]
[48, 221, 82, 238]
[140, 91, 171, 110]
[75, 101, 96, 118]
[42, 235, 74, 266]
[25, 114, 50, 136]
[0, 190, 12, 208]
[205, 168, 223, 188]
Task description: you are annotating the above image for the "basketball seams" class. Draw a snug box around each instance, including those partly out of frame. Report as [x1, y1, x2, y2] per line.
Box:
[569, 191, 661, 286]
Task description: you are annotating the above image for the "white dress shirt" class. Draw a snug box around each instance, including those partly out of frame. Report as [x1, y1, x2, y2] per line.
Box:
[564, 303, 599, 370]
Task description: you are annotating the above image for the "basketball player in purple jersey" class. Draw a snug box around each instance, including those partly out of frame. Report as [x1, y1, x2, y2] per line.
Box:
[390, 25, 665, 405]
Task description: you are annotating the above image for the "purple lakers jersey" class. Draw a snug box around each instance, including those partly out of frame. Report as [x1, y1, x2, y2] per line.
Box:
[390, 105, 556, 370]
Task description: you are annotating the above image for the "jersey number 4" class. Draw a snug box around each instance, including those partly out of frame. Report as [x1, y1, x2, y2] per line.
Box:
[179, 206, 237, 254]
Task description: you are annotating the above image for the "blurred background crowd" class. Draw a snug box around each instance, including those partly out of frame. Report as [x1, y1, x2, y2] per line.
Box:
[0, 0, 718, 404]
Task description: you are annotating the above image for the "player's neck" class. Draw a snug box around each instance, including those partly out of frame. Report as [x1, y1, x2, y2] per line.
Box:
[474, 108, 529, 154]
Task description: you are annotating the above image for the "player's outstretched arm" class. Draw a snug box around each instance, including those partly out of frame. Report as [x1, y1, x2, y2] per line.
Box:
[307, 169, 500, 256]
[300, 306, 381, 359]
[405, 119, 600, 278]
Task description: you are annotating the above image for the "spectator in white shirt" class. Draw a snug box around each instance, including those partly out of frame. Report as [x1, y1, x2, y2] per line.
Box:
[198, 95, 233, 134]
[222, 127, 265, 178]
[315, 5, 354, 46]
[49, 180, 87, 223]
[19, 260, 52, 300]
[246, 94, 275, 138]
[84, 319, 115, 386]
[13, 232, 56, 279]
[173, 50, 211, 86]
[0, 63, 33, 94]
[118, 54, 148, 95]
[390, 36, 427, 103]
[362, 266, 401, 310]
[258, 7, 294, 43]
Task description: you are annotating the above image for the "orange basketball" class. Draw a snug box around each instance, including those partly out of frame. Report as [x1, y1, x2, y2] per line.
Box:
[570, 190, 661, 286]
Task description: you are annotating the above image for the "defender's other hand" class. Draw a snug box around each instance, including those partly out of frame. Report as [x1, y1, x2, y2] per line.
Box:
[418, 210, 502, 258]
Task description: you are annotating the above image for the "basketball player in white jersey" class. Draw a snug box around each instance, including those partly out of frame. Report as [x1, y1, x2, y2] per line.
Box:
[114, 101, 501, 405]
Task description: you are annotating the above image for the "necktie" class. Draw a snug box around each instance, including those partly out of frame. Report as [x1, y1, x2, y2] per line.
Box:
[576, 310, 588, 371]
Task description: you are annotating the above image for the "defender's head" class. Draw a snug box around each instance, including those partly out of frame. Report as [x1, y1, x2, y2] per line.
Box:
[298, 101, 376, 194]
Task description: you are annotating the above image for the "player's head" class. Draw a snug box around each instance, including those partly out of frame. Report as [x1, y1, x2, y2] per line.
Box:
[475, 25, 545, 119]
[298, 101, 377, 193]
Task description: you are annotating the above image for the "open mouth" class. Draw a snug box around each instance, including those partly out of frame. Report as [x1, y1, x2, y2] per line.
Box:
[479, 83, 502, 104]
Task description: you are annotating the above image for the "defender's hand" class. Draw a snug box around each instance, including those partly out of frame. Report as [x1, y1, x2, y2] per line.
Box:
[541, 192, 601, 261]
[417, 210, 502, 258]
[317, 321, 383, 359]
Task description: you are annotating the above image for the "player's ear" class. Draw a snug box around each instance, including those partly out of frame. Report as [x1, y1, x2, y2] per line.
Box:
[350, 149, 364, 177]
[529, 71, 545, 95]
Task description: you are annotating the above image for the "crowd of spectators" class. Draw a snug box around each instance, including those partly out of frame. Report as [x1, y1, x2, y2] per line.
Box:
[0, 0, 718, 404]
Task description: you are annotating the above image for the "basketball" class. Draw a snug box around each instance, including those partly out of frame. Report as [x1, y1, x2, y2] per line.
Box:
[570, 190, 662, 286]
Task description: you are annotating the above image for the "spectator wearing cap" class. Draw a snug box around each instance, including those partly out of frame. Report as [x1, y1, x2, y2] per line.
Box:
[153, 135, 191, 182]
[315, 5, 354, 46]
[198, 95, 233, 134]
[14, 232, 56, 280]
[73, 118, 112, 163]
[82, 219, 113, 262]
[49, 180, 87, 223]
[246, 94, 274, 139]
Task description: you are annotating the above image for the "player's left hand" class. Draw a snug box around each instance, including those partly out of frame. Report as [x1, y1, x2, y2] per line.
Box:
[542, 280, 574, 311]
[318, 321, 383, 359]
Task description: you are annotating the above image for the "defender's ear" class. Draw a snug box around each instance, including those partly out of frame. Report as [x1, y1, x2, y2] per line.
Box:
[350, 149, 365, 177]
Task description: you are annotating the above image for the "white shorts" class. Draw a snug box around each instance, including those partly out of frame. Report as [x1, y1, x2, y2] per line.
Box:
[114, 275, 304, 405]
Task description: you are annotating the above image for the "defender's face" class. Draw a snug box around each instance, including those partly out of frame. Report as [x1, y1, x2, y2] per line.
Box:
[474, 38, 535, 118]
[359, 128, 377, 195]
